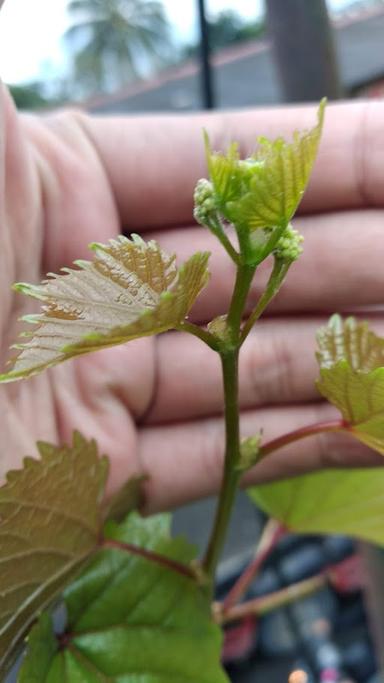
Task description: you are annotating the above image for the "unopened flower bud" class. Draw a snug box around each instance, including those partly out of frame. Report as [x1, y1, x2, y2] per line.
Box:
[193, 178, 216, 225]
[274, 224, 304, 262]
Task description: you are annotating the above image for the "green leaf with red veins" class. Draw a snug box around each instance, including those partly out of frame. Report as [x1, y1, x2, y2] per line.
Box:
[19, 513, 229, 683]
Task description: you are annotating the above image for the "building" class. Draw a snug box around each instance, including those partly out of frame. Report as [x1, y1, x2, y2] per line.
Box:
[86, 3, 384, 114]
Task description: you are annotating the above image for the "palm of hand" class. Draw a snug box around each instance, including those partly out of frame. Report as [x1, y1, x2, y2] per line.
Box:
[0, 88, 154, 495]
[2, 89, 384, 515]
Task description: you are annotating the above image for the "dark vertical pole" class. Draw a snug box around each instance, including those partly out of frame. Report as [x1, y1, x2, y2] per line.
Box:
[197, 0, 215, 109]
[265, 0, 342, 101]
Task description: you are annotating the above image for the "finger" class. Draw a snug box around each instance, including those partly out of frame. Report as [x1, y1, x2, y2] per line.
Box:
[0, 85, 44, 286]
[138, 402, 384, 514]
[146, 318, 325, 424]
[80, 101, 384, 230]
[146, 208, 384, 322]
[21, 111, 120, 273]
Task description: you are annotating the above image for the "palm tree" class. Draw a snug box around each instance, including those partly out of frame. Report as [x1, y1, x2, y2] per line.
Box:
[65, 0, 170, 94]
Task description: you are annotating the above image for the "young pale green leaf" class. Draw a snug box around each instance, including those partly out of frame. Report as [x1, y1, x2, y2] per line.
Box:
[0, 433, 109, 677]
[249, 467, 384, 546]
[227, 100, 325, 230]
[204, 132, 243, 206]
[206, 100, 325, 231]
[0, 235, 210, 382]
[317, 314, 384, 371]
[19, 513, 229, 683]
[317, 315, 384, 454]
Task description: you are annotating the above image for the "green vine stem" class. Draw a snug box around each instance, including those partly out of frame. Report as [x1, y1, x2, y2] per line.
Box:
[203, 264, 256, 580]
[203, 349, 241, 578]
[226, 264, 256, 345]
[240, 257, 290, 344]
[259, 418, 346, 459]
[206, 215, 240, 264]
[223, 518, 285, 612]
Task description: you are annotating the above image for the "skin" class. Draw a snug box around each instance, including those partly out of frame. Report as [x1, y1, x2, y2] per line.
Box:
[1, 83, 384, 514]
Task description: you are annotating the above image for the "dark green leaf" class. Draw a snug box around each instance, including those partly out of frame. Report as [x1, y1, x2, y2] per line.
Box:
[18, 613, 58, 683]
[19, 513, 228, 683]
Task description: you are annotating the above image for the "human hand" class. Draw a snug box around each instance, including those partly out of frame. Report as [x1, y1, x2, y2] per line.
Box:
[1, 83, 384, 512]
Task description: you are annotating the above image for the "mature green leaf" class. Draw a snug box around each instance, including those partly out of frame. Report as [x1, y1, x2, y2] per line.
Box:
[0, 235, 210, 382]
[18, 613, 57, 683]
[19, 513, 229, 683]
[206, 100, 325, 231]
[249, 466, 384, 546]
[0, 433, 109, 676]
[317, 315, 384, 454]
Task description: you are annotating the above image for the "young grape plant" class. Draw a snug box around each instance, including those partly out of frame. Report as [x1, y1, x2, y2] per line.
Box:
[2, 100, 384, 682]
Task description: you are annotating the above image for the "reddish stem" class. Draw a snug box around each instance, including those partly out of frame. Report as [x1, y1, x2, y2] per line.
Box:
[102, 538, 196, 580]
[223, 519, 285, 612]
[220, 573, 327, 625]
[222, 420, 347, 613]
[260, 419, 346, 458]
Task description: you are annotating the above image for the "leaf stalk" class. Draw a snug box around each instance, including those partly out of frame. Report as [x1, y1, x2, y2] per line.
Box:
[178, 320, 219, 350]
[259, 419, 346, 459]
[241, 257, 290, 344]
[217, 573, 327, 625]
[223, 518, 285, 612]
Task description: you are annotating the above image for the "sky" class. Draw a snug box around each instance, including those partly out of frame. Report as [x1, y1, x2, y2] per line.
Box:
[0, 0, 366, 85]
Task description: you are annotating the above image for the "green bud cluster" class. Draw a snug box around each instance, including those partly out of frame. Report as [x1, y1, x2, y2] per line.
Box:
[274, 224, 304, 262]
[193, 178, 216, 225]
[236, 434, 262, 472]
[238, 158, 265, 175]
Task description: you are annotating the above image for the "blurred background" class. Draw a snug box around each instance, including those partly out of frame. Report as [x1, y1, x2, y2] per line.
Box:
[2, 0, 384, 113]
[4, 1, 384, 682]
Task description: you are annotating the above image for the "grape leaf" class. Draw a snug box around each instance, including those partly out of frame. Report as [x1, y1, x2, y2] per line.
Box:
[206, 100, 325, 231]
[0, 433, 108, 677]
[0, 235, 210, 382]
[317, 315, 384, 454]
[19, 513, 229, 683]
[204, 134, 243, 207]
[18, 613, 57, 683]
[249, 466, 384, 546]
[317, 314, 384, 371]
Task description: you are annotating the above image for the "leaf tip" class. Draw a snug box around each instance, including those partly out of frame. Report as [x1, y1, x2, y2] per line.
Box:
[13, 282, 33, 294]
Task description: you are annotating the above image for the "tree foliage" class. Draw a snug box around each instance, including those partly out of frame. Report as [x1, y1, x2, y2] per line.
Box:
[183, 10, 265, 59]
[65, 0, 171, 94]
